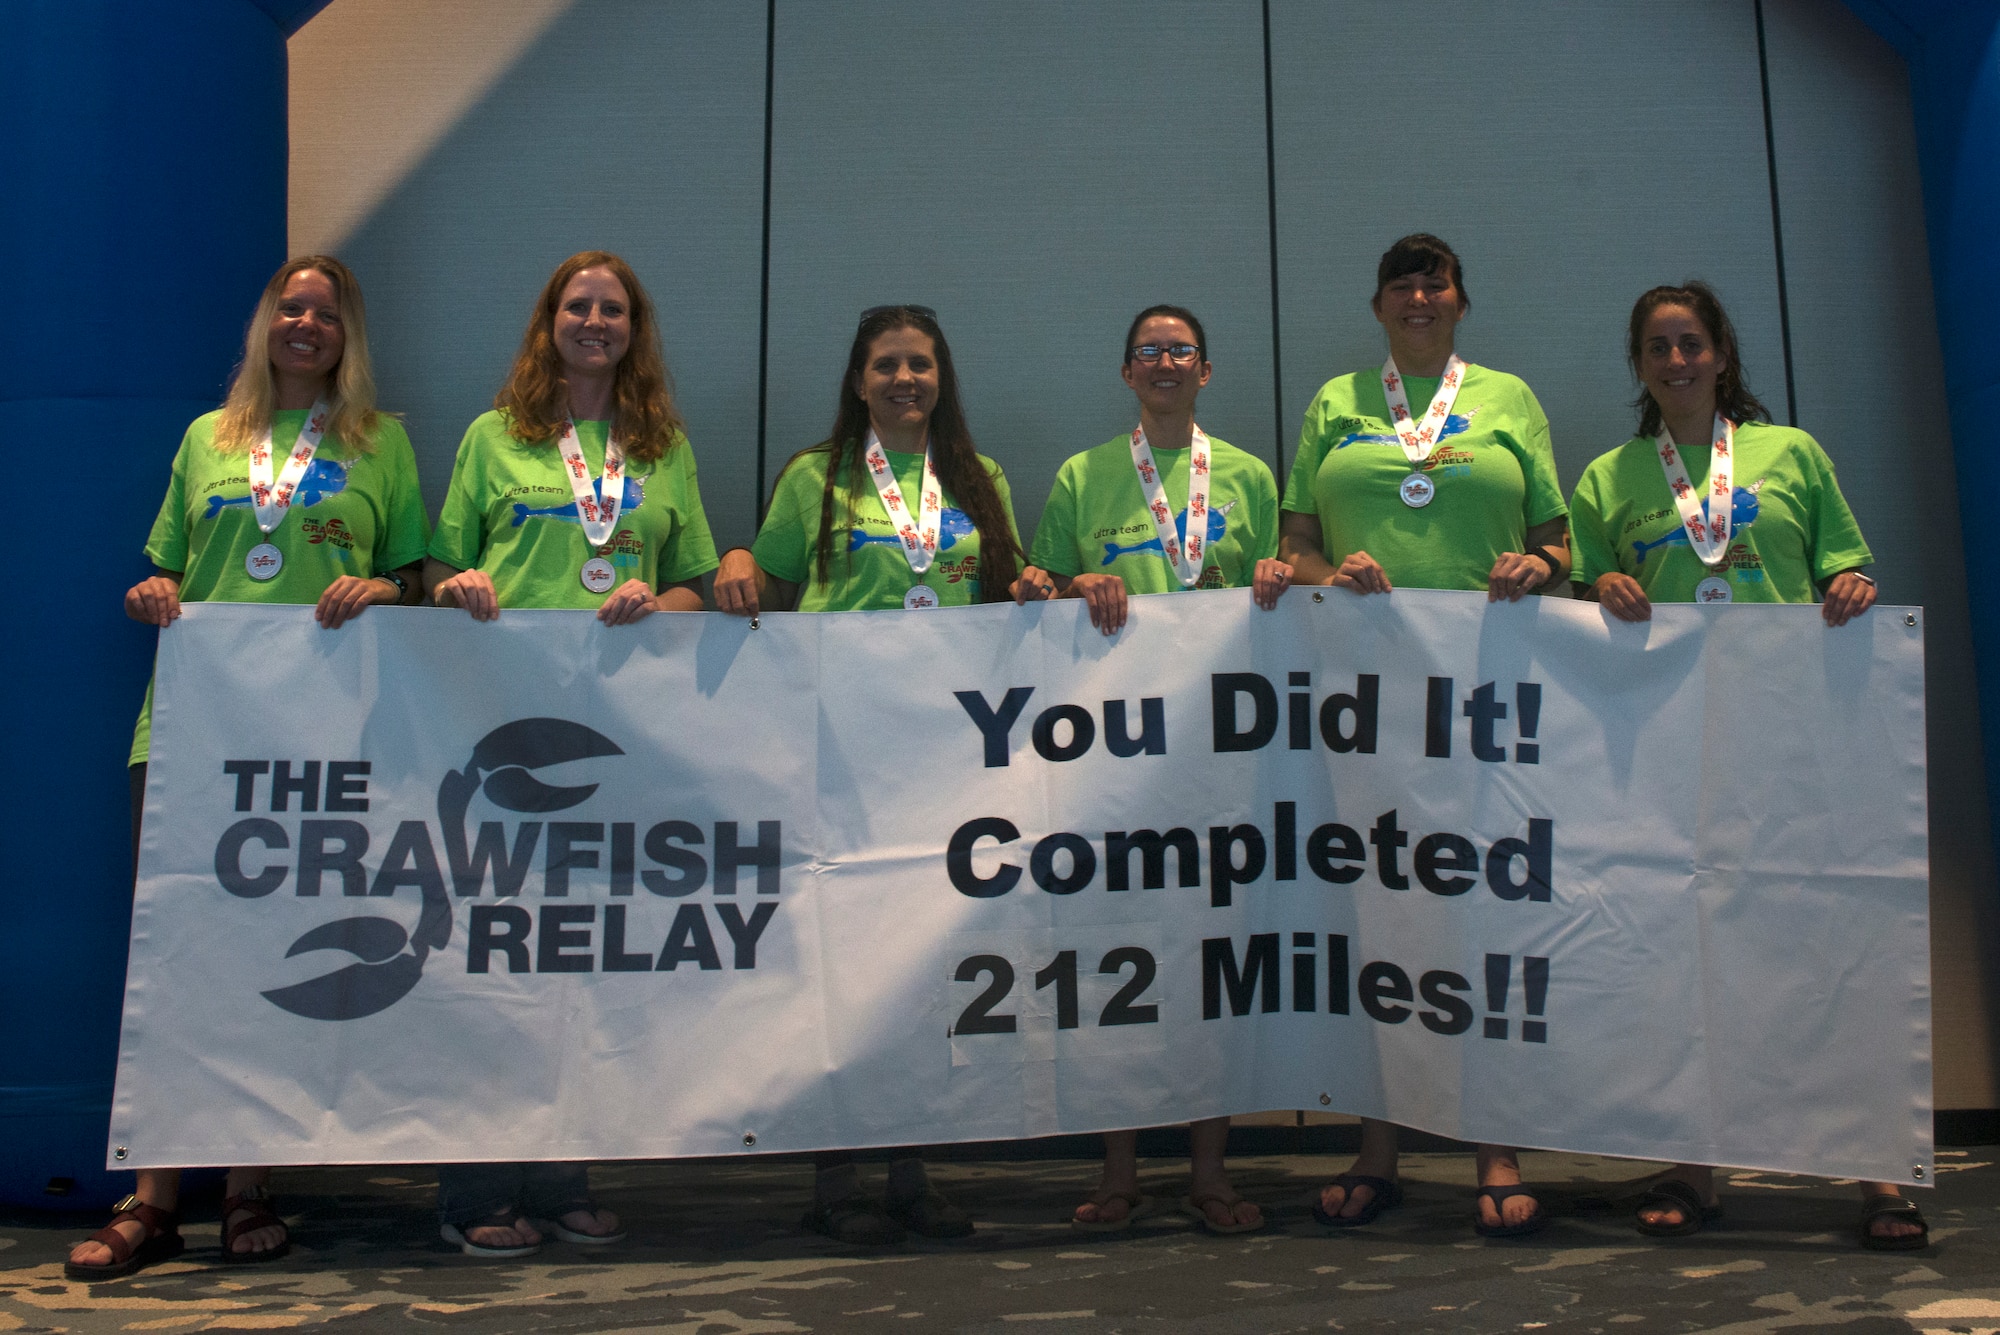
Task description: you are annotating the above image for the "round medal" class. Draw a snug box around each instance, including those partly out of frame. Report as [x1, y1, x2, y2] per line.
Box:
[903, 585, 940, 610]
[580, 557, 618, 594]
[1695, 576, 1733, 604]
[245, 543, 284, 581]
[1399, 472, 1436, 508]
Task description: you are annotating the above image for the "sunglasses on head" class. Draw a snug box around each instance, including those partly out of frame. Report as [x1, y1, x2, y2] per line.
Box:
[860, 304, 938, 324]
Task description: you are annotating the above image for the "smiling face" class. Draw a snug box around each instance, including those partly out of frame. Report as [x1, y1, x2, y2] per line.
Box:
[1638, 303, 1725, 423]
[553, 266, 633, 382]
[1372, 267, 1466, 364]
[852, 325, 940, 440]
[1121, 315, 1211, 419]
[266, 269, 345, 390]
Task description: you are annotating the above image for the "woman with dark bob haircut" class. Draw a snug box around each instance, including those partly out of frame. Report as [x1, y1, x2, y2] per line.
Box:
[715, 304, 1023, 1244]
[1277, 233, 1571, 1239]
[1569, 281, 1917, 1248]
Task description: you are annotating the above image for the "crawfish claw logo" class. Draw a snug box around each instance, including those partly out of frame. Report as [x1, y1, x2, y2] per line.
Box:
[261, 718, 623, 1021]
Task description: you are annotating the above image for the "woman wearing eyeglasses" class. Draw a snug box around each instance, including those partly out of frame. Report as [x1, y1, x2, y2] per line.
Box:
[1010, 304, 1288, 1233]
[1277, 234, 1570, 1239]
[715, 304, 1024, 1245]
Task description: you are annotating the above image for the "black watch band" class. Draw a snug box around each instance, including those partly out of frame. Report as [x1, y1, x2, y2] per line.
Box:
[376, 569, 409, 597]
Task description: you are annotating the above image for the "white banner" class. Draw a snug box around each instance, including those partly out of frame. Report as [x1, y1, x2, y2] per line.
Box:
[112, 592, 1932, 1184]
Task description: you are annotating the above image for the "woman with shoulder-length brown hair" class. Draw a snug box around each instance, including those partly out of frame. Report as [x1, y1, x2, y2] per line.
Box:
[427, 249, 717, 624]
[421, 251, 717, 1259]
[74, 254, 429, 1281]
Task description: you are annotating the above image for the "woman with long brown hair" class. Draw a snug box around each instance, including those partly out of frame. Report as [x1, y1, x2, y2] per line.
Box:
[714, 305, 1022, 1244]
[1570, 281, 1916, 1248]
[428, 249, 716, 622]
[423, 251, 717, 1257]
[73, 255, 428, 1281]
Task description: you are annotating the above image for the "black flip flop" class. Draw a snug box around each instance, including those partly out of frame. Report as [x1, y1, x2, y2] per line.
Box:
[1859, 1193, 1929, 1251]
[1311, 1174, 1403, 1228]
[1634, 1179, 1722, 1237]
[1474, 1184, 1548, 1239]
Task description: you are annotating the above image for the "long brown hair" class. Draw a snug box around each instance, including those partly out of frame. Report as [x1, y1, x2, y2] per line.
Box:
[1627, 282, 1770, 437]
[495, 250, 684, 462]
[214, 255, 382, 454]
[786, 307, 1021, 599]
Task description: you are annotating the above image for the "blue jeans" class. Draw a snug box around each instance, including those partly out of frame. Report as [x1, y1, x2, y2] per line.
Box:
[436, 1162, 592, 1229]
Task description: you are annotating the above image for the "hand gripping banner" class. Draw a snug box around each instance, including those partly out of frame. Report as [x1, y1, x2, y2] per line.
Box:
[111, 593, 1932, 1184]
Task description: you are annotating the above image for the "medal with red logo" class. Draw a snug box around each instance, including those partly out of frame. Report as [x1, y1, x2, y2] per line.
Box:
[1381, 354, 1467, 508]
[243, 398, 331, 581]
[861, 431, 944, 609]
[555, 418, 626, 594]
[1127, 422, 1211, 588]
[1655, 413, 1734, 570]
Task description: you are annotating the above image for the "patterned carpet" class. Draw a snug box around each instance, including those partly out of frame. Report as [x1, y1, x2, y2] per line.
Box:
[3, 1148, 1995, 1333]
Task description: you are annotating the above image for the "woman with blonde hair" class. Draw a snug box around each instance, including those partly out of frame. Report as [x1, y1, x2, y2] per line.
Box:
[73, 255, 428, 1280]
[425, 250, 717, 1257]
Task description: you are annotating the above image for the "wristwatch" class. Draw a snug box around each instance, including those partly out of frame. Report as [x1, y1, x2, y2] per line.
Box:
[376, 569, 410, 599]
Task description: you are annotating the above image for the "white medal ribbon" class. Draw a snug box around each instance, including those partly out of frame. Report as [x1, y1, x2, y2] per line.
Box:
[861, 431, 942, 577]
[1127, 422, 1211, 588]
[555, 418, 626, 552]
[1656, 414, 1734, 568]
[247, 399, 331, 534]
[1380, 354, 1468, 463]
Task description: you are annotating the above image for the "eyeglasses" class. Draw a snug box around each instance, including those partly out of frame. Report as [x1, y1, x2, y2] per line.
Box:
[1129, 343, 1203, 365]
[860, 304, 938, 324]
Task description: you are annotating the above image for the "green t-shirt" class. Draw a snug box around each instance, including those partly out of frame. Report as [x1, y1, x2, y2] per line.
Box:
[752, 445, 1019, 611]
[1281, 363, 1567, 591]
[1569, 420, 1872, 603]
[133, 409, 431, 763]
[1028, 432, 1279, 592]
[429, 410, 720, 609]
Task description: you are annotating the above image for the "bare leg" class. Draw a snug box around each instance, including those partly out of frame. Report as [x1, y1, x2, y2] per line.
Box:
[1475, 1144, 1540, 1230]
[1187, 1117, 1260, 1229]
[1074, 1130, 1143, 1225]
[1320, 1117, 1400, 1219]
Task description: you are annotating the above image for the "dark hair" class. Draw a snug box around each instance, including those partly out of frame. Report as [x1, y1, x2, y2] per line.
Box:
[1372, 233, 1469, 312]
[1626, 282, 1769, 437]
[787, 306, 1022, 599]
[1124, 304, 1208, 360]
[496, 250, 684, 463]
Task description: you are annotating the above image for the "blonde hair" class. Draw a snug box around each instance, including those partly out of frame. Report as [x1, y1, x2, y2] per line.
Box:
[214, 255, 382, 454]
[494, 251, 684, 463]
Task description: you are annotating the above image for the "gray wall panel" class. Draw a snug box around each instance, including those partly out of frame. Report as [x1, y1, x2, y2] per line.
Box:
[1764, 0, 1998, 1107]
[1268, 0, 1782, 492]
[335, 0, 768, 554]
[763, 0, 1272, 545]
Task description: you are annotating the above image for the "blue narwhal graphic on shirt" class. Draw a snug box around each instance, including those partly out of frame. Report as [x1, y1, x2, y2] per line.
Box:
[204, 457, 351, 520]
[1101, 498, 1239, 565]
[1632, 480, 1765, 567]
[1333, 408, 1478, 451]
[847, 507, 977, 553]
[511, 475, 646, 527]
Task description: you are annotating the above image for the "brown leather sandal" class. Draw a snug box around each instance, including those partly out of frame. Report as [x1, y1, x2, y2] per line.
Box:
[64, 1194, 186, 1281]
[220, 1185, 291, 1264]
